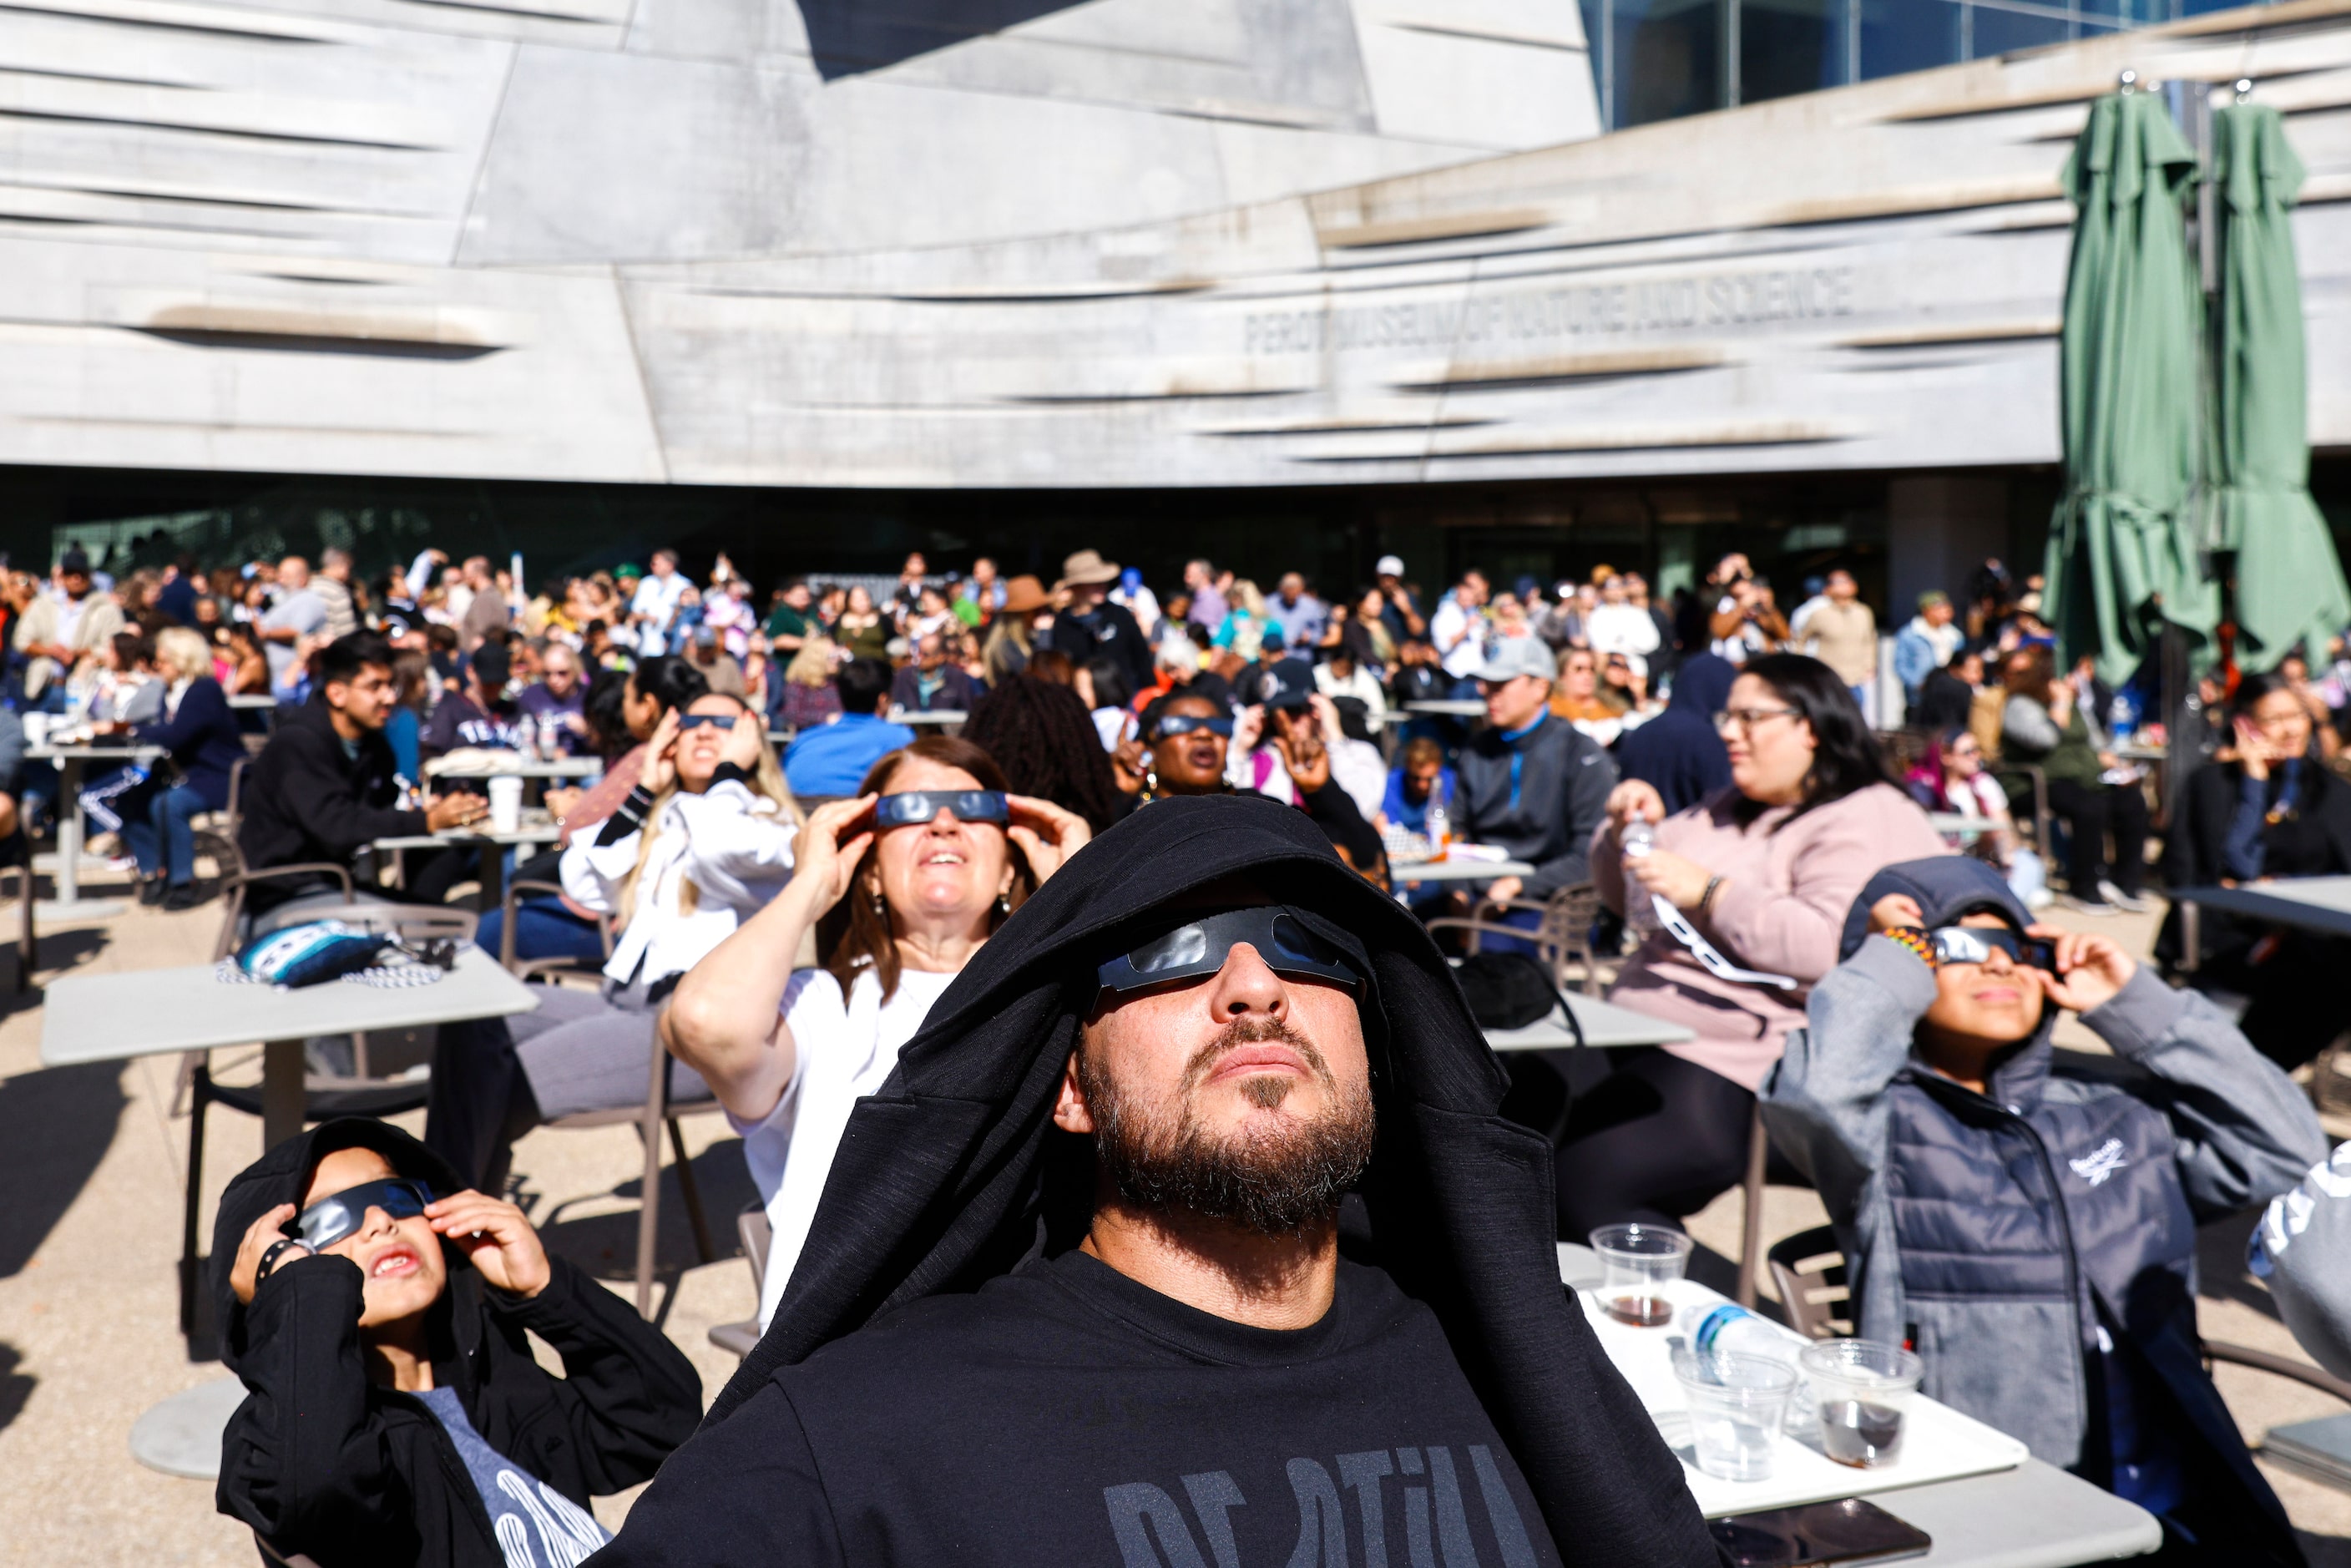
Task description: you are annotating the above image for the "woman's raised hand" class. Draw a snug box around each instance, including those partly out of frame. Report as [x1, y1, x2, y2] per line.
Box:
[792, 795, 877, 916]
[640, 707, 681, 795]
[720, 707, 768, 772]
[1006, 794, 1092, 883]
[1604, 779, 1666, 835]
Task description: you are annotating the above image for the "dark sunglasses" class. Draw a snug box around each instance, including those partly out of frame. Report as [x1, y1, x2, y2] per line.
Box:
[1096, 907, 1364, 999]
[675, 711, 746, 731]
[1929, 926, 2056, 970]
[874, 789, 1010, 829]
[292, 1176, 433, 1251]
[1154, 714, 1233, 741]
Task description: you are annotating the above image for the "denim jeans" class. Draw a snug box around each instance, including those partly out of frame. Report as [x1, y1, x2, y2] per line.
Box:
[119, 782, 207, 885]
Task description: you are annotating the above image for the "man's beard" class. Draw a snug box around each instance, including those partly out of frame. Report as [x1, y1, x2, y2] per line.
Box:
[1080, 1014, 1376, 1237]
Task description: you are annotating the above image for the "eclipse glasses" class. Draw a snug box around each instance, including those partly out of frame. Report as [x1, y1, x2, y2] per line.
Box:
[874, 789, 1011, 829]
[1152, 714, 1233, 742]
[291, 1176, 433, 1251]
[1095, 906, 1364, 999]
[1926, 926, 2056, 970]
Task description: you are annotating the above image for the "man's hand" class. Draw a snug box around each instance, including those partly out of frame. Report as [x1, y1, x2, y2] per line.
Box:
[2030, 924, 2136, 1014]
[1275, 729, 1331, 793]
[1484, 875, 1525, 907]
[425, 1191, 549, 1297]
[1868, 893, 1926, 935]
[544, 786, 584, 822]
[1604, 779, 1666, 836]
[426, 792, 488, 832]
[1006, 795, 1091, 883]
[230, 1204, 311, 1304]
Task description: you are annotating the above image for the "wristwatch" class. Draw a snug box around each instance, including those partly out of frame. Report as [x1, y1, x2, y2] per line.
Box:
[255, 1237, 311, 1284]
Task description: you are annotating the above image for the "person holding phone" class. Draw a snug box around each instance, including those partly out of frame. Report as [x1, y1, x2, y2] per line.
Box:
[425, 692, 801, 1191]
[661, 737, 1091, 1327]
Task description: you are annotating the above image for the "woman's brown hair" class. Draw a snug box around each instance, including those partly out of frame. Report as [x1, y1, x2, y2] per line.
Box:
[818, 735, 1037, 1002]
[2000, 645, 2056, 706]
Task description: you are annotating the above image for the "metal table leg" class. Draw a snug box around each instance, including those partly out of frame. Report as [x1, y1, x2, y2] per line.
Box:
[261, 1038, 306, 1148]
[39, 756, 128, 919]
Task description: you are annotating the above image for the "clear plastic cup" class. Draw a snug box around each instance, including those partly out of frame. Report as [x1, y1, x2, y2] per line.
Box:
[1799, 1339, 1924, 1469]
[1673, 1348, 1797, 1482]
[1588, 1223, 1692, 1327]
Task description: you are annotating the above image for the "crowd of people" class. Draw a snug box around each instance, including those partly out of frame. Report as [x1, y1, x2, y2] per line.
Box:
[15, 531, 2349, 1565]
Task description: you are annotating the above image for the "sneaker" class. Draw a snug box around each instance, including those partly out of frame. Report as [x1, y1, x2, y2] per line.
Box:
[137, 878, 165, 907]
[2097, 881, 2150, 914]
[2060, 893, 2116, 915]
[161, 883, 205, 913]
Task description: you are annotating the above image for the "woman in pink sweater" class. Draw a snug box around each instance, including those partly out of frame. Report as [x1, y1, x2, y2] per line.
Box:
[1562, 654, 1949, 1235]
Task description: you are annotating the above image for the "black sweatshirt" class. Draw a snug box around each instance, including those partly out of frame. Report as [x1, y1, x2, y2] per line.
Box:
[211, 1121, 701, 1568]
[602, 1249, 1561, 1568]
[235, 699, 425, 911]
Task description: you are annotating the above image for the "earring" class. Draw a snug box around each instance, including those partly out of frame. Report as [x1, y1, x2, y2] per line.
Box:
[996, 893, 1011, 917]
[871, 890, 886, 915]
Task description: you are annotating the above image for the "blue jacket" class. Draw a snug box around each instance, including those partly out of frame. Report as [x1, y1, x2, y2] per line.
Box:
[785, 713, 914, 798]
[137, 676, 245, 810]
[1765, 857, 2318, 1556]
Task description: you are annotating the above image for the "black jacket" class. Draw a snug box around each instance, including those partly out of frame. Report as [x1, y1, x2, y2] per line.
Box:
[2159, 757, 2351, 965]
[211, 1120, 700, 1568]
[887, 662, 980, 713]
[1039, 600, 1153, 693]
[1454, 712, 1617, 898]
[616, 797, 1717, 1566]
[236, 700, 425, 910]
[135, 675, 245, 811]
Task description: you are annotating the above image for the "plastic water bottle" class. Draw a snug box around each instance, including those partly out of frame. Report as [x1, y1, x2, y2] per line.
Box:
[1678, 1302, 1804, 1370]
[1621, 819, 1659, 936]
[1424, 792, 1451, 857]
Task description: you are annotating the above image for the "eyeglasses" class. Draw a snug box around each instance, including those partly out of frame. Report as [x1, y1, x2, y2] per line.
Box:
[1712, 706, 1800, 732]
[873, 789, 1010, 829]
[1927, 926, 2055, 970]
[1154, 714, 1233, 741]
[292, 1176, 433, 1251]
[1095, 907, 1363, 999]
[675, 711, 744, 731]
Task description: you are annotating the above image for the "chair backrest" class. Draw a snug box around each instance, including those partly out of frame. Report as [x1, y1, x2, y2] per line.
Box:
[739, 1202, 773, 1297]
[1544, 882, 1606, 996]
[251, 901, 479, 945]
[1766, 1225, 1853, 1340]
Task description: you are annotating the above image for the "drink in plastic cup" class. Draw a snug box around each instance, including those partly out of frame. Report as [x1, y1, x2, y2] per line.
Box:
[1799, 1339, 1924, 1469]
[1588, 1223, 1692, 1327]
[22, 713, 48, 750]
[1673, 1348, 1797, 1482]
[486, 776, 524, 835]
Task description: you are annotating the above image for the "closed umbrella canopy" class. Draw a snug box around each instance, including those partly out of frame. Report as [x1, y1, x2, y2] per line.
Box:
[2211, 100, 2350, 670]
[2042, 90, 2217, 685]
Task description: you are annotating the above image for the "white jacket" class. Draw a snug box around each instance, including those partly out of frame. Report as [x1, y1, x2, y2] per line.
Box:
[560, 778, 796, 987]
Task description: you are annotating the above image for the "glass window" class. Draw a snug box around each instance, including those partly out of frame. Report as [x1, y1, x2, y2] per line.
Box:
[1742, 0, 1843, 104]
[1614, 0, 1725, 127]
[1859, 0, 1964, 79]
[1967, 3, 2071, 58]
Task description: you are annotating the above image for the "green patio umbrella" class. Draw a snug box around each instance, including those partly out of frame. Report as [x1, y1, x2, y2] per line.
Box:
[2210, 99, 2350, 670]
[2042, 89, 2217, 685]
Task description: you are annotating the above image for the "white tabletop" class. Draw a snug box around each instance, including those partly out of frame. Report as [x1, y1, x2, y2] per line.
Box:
[28, 744, 165, 763]
[1485, 995, 1696, 1050]
[1393, 856, 1536, 884]
[1403, 700, 1488, 717]
[889, 708, 968, 726]
[1926, 812, 1991, 839]
[422, 756, 601, 780]
[2172, 877, 2351, 938]
[40, 946, 538, 1065]
[226, 694, 280, 710]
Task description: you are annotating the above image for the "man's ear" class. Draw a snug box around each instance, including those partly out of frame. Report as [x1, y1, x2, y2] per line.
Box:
[1051, 1050, 1095, 1136]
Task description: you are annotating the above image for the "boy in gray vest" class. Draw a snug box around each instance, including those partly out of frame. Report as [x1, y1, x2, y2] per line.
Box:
[1767, 856, 2320, 1565]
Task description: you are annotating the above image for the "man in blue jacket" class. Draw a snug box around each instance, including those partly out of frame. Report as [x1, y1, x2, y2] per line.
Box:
[784, 658, 913, 799]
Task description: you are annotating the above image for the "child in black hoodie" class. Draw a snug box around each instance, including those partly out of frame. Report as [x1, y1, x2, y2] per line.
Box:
[212, 1118, 700, 1568]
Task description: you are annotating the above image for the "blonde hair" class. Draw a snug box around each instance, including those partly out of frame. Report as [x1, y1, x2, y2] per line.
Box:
[616, 698, 804, 926]
[786, 636, 837, 688]
[154, 626, 212, 683]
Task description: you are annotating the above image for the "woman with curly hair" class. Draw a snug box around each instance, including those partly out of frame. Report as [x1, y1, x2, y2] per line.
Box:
[962, 671, 1129, 832]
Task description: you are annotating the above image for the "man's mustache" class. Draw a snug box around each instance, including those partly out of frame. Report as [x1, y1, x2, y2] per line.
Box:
[1181, 1014, 1333, 1097]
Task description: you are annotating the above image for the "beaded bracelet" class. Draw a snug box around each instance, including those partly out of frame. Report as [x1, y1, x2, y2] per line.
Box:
[1882, 926, 1937, 968]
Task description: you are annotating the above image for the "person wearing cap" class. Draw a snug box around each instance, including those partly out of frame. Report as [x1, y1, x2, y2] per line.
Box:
[979, 574, 1051, 685]
[1039, 549, 1152, 695]
[1229, 660, 1386, 848]
[1451, 637, 1615, 913]
[1109, 565, 1161, 642]
[422, 640, 523, 762]
[14, 549, 124, 706]
[1893, 589, 1964, 706]
[1373, 554, 1425, 648]
[600, 797, 1717, 1568]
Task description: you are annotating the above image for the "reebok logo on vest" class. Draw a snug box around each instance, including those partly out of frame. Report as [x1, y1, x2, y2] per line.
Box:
[2069, 1138, 2128, 1186]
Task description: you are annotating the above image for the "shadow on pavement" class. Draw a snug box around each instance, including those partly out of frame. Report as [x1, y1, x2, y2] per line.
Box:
[0, 1343, 32, 1434]
[0, 1058, 125, 1277]
[536, 1140, 759, 1288]
[2199, 1207, 2280, 1319]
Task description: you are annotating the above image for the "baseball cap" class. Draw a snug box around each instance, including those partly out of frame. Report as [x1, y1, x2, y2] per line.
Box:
[1253, 657, 1317, 711]
[1474, 639, 1554, 685]
[1375, 554, 1405, 579]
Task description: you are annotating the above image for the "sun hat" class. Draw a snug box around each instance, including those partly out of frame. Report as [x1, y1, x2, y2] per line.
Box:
[1054, 549, 1121, 591]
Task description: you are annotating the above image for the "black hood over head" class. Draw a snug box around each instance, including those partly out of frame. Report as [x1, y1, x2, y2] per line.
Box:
[1666, 653, 1737, 716]
[712, 793, 1717, 1563]
[210, 1117, 466, 1373]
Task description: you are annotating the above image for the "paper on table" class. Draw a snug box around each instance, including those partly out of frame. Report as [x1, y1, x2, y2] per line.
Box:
[1575, 1278, 2029, 1518]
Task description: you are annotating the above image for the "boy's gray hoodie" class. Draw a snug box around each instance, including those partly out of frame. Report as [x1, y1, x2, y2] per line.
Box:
[1763, 857, 2318, 1551]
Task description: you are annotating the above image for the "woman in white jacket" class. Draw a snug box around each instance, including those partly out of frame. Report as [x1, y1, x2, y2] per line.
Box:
[427, 691, 801, 1189]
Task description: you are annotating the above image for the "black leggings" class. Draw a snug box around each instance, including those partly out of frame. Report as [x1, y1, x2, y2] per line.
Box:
[2045, 777, 2151, 896]
[1552, 1048, 1757, 1237]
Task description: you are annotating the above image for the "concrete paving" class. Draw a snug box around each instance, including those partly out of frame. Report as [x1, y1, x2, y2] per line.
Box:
[4, 876, 2350, 1562]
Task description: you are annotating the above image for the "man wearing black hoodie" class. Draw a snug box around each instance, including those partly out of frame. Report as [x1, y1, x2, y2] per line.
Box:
[602, 795, 1716, 1566]
[236, 632, 485, 914]
[210, 1119, 700, 1568]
